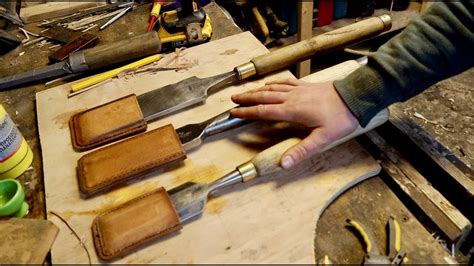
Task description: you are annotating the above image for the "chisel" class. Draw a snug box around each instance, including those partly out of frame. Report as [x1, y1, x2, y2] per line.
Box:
[0, 32, 162, 90]
[92, 108, 389, 261]
[77, 109, 250, 197]
[70, 15, 392, 151]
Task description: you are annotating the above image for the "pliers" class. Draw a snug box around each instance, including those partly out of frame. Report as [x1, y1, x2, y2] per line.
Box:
[347, 216, 407, 265]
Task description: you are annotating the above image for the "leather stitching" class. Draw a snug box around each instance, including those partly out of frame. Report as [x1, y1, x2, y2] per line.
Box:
[77, 125, 186, 196]
[69, 94, 147, 151]
[92, 188, 182, 260]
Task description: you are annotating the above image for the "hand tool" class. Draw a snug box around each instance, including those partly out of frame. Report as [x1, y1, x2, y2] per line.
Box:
[99, 5, 133, 31]
[169, 109, 388, 223]
[48, 33, 99, 62]
[0, 31, 162, 90]
[157, 0, 211, 49]
[347, 216, 407, 265]
[69, 15, 392, 151]
[76, 109, 250, 197]
[39, 2, 134, 28]
[147, 1, 162, 32]
[91, 108, 389, 260]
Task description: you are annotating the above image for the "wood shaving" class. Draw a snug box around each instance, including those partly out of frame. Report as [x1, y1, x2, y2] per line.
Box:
[413, 112, 438, 125]
[118, 48, 198, 79]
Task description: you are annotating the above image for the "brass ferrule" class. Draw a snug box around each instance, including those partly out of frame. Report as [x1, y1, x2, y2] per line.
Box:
[237, 161, 258, 182]
[234, 62, 257, 80]
[378, 14, 392, 31]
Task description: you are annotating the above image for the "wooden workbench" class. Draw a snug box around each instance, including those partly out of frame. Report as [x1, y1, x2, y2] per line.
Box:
[0, 2, 469, 264]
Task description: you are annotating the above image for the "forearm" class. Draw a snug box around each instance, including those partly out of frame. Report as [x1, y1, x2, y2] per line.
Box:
[334, 1, 474, 126]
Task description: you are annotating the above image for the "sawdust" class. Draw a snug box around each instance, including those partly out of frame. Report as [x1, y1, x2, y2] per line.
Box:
[206, 197, 228, 215]
[53, 109, 85, 129]
[118, 48, 199, 80]
[220, 49, 239, 55]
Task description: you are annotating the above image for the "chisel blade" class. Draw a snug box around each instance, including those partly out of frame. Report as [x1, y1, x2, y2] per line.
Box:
[136, 70, 239, 122]
[0, 61, 72, 90]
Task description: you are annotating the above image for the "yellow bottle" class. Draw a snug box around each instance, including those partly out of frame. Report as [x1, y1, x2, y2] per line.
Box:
[0, 105, 33, 179]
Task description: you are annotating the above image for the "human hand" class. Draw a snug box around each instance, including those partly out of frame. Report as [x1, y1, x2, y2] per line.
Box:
[230, 79, 359, 169]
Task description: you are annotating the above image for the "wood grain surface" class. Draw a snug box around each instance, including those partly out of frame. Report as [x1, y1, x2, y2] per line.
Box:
[37, 32, 381, 263]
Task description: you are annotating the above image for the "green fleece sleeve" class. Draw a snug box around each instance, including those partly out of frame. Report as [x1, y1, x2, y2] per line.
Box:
[334, 1, 474, 127]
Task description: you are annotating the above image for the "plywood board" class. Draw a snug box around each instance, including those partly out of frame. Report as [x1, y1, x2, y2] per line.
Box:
[0, 218, 59, 264]
[37, 32, 380, 263]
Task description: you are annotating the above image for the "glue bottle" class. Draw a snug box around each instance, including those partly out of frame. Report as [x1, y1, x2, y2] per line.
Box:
[0, 104, 33, 179]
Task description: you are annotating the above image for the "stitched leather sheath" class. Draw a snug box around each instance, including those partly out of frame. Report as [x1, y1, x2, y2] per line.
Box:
[92, 188, 182, 261]
[69, 94, 147, 151]
[77, 124, 186, 197]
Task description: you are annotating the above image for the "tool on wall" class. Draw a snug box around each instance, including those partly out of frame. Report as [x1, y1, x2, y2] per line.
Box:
[91, 109, 389, 261]
[68, 15, 392, 151]
[347, 217, 407, 264]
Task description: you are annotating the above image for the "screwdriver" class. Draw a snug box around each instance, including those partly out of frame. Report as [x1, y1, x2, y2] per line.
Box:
[147, 1, 162, 32]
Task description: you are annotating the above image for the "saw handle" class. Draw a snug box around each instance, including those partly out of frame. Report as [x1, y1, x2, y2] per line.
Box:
[242, 108, 389, 181]
[249, 15, 391, 77]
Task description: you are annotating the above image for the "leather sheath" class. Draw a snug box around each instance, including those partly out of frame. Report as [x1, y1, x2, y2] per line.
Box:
[92, 188, 182, 261]
[69, 94, 147, 151]
[77, 124, 186, 197]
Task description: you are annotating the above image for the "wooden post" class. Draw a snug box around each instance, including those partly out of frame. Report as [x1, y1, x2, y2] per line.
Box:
[296, 0, 314, 78]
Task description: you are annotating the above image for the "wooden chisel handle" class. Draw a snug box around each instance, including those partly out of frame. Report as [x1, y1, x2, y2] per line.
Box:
[235, 15, 392, 79]
[238, 108, 389, 181]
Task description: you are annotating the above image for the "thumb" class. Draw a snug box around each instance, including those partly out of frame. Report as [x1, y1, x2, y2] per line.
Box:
[280, 129, 333, 169]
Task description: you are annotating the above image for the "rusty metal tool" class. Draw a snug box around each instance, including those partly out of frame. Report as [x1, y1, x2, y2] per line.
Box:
[0, 31, 161, 90]
[70, 15, 392, 150]
[170, 109, 389, 223]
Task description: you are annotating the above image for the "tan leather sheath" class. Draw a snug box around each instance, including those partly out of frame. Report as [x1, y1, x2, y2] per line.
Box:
[69, 94, 147, 151]
[92, 188, 182, 261]
[77, 124, 186, 197]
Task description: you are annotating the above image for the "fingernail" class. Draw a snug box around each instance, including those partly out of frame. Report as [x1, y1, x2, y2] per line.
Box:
[281, 156, 294, 169]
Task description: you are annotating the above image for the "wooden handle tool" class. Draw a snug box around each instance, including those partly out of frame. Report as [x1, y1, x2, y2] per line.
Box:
[170, 108, 389, 223]
[235, 15, 392, 79]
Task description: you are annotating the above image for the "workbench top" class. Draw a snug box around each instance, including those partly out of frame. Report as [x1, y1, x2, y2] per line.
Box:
[0, 2, 470, 264]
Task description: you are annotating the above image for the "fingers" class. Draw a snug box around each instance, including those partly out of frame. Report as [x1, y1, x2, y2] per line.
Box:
[266, 78, 306, 86]
[248, 83, 295, 93]
[280, 129, 334, 169]
[231, 91, 287, 105]
[230, 104, 289, 121]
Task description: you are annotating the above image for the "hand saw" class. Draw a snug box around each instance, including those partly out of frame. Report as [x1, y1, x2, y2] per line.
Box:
[70, 15, 392, 151]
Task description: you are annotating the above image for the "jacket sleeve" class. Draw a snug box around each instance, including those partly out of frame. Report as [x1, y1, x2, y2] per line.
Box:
[333, 1, 474, 127]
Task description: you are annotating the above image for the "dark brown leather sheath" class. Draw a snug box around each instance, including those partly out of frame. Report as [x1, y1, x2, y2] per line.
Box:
[77, 124, 186, 197]
[92, 188, 182, 261]
[69, 94, 147, 151]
